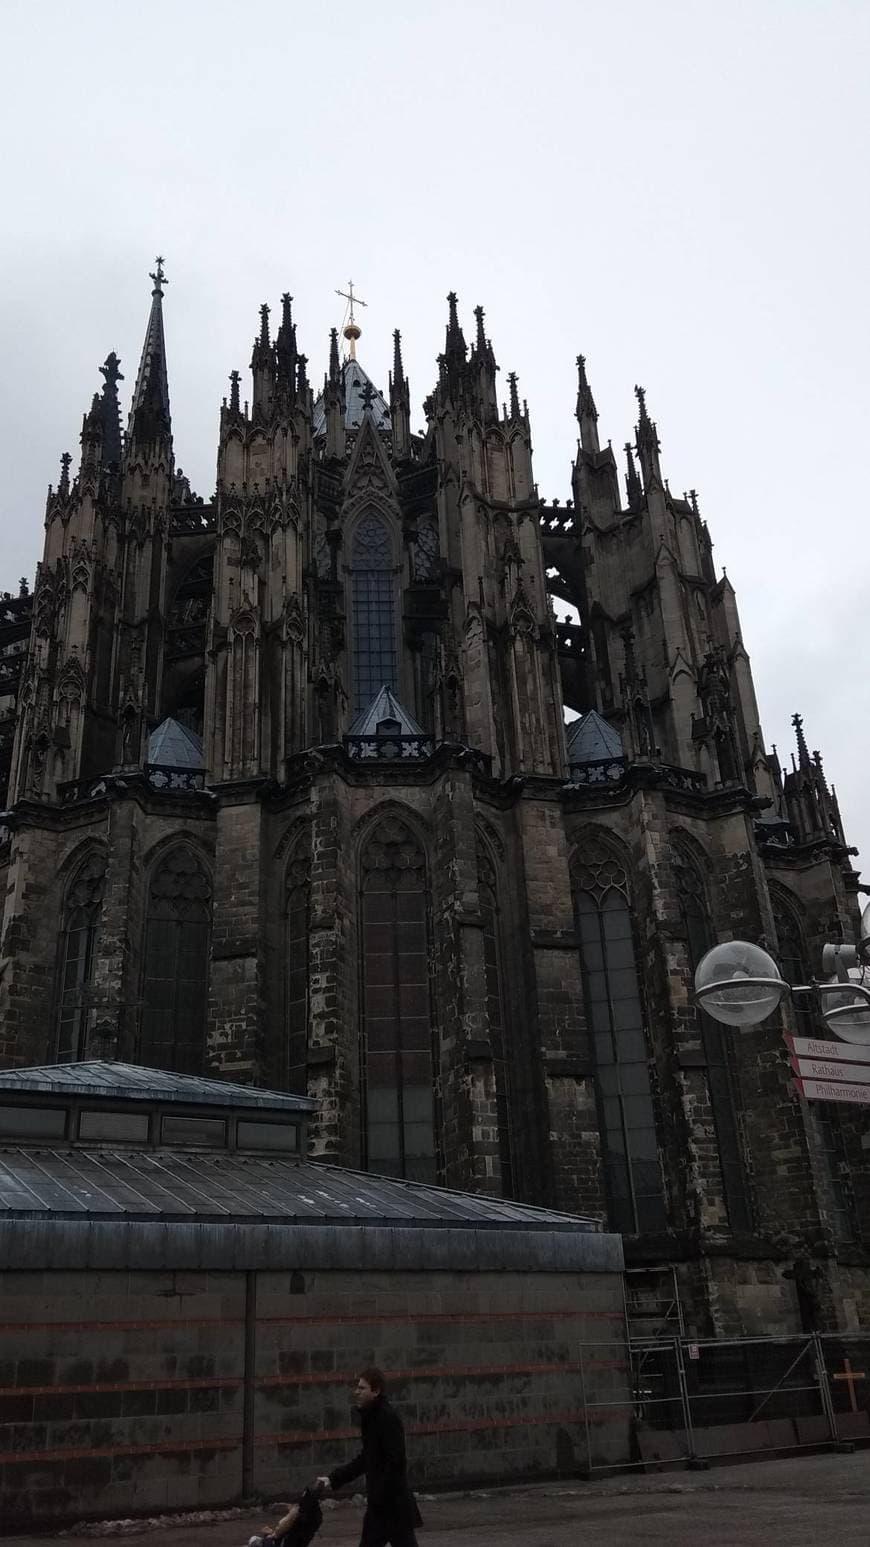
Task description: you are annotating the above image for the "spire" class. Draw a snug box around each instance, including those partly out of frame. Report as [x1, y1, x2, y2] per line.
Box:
[275, 292, 298, 388]
[508, 371, 521, 421]
[329, 326, 340, 386]
[474, 305, 487, 353]
[389, 329, 411, 460]
[228, 369, 241, 415]
[296, 353, 308, 395]
[792, 711, 811, 770]
[392, 328, 405, 389]
[98, 351, 124, 467]
[250, 301, 275, 417]
[128, 257, 171, 451]
[634, 383, 661, 489]
[58, 451, 72, 497]
[624, 443, 642, 510]
[575, 354, 599, 454]
[445, 291, 466, 359]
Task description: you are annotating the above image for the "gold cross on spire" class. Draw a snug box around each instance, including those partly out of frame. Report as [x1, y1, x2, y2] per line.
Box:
[336, 279, 367, 360]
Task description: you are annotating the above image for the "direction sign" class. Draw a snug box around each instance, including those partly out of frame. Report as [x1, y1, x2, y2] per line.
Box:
[786, 1034, 870, 1064]
[791, 1056, 870, 1085]
[794, 1077, 870, 1107]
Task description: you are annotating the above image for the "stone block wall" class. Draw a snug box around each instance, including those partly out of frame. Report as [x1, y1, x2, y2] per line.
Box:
[0, 1266, 630, 1527]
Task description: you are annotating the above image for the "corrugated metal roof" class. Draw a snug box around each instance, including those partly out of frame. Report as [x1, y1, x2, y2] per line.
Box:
[0, 1148, 599, 1230]
[0, 1062, 315, 1113]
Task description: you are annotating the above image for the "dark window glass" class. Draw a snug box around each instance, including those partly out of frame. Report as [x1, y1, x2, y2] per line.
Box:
[56, 854, 106, 1061]
[140, 849, 211, 1075]
[360, 816, 436, 1182]
[351, 513, 397, 713]
[478, 836, 514, 1197]
[572, 842, 667, 1235]
[285, 840, 311, 1093]
[772, 892, 858, 1245]
[675, 849, 752, 1233]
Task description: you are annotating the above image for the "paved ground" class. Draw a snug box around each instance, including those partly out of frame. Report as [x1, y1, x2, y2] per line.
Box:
[6, 1451, 870, 1547]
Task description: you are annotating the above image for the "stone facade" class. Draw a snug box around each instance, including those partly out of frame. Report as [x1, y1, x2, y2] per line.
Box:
[1, 268, 867, 1338]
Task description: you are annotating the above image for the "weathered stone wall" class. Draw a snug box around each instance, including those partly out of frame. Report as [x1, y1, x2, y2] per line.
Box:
[0, 1265, 629, 1527]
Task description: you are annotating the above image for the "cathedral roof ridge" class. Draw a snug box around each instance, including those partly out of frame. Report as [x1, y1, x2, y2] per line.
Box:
[348, 684, 425, 737]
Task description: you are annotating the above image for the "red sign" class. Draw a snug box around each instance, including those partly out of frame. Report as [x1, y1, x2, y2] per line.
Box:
[793, 1077, 870, 1106]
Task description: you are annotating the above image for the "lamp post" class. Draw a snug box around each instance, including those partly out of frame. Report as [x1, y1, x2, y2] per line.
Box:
[693, 901, 870, 1049]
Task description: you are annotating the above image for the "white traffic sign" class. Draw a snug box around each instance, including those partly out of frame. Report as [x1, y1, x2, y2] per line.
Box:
[786, 1034, 870, 1064]
[794, 1077, 870, 1107]
[791, 1056, 870, 1084]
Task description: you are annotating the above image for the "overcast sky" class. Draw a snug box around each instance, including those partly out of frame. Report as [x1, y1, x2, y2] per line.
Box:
[1, 0, 868, 873]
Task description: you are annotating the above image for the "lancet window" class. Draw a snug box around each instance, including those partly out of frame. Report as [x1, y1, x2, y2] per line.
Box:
[351, 512, 398, 713]
[285, 838, 312, 1093]
[477, 835, 515, 1196]
[360, 815, 436, 1182]
[139, 847, 211, 1074]
[771, 888, 857, 1244]
[572, 839, 667, 1235]
[56, 853, 107, 1062]
[674, 845, 752, 1233]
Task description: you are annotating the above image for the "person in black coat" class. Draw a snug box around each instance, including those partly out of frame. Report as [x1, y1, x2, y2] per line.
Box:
[318, 1368, 422, 1547]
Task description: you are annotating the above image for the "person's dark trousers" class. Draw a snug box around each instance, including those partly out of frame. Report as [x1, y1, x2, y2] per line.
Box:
[358, 1517, 419, 1547]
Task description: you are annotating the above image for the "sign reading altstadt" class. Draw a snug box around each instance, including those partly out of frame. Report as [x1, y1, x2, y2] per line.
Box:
[785, 1035, 870, 1106]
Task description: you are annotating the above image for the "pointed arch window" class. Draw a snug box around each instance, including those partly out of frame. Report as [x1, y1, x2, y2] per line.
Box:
[56, 853, 107, 1062]
[771, 889, 857, 1245]
[477, 835, 515, 1197]
[674, 846, 752, 1233]
[285, 838, 311, 1094]
[139, 848, 211, 1074]
[360, 815, 436, 1182]
[572, 840, 666, 1235]
[351, 512, 398, 713]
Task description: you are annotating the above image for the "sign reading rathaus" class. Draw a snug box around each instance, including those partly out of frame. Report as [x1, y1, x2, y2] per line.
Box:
[0, 263, 866, 1335]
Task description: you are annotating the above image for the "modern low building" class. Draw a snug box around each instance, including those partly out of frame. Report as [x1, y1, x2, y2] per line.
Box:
[0, 1061, 628, 1526]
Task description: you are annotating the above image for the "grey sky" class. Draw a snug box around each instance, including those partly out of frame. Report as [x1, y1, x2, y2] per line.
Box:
[2, 0, 868, 869]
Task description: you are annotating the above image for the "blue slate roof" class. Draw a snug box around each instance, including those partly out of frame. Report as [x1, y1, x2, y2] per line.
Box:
[312, 359, 391, 435]
[348, 686, 425, 737]
[0, 1061, 314, 1113]
[566, 710, 624, 763]
[147, 717, 204, 769]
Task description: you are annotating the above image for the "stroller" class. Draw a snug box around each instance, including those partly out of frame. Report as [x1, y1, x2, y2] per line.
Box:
[249, 1486, 324, 1547]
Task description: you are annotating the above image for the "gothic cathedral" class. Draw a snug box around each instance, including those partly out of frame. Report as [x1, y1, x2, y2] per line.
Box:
[0, 267, 867, 1335]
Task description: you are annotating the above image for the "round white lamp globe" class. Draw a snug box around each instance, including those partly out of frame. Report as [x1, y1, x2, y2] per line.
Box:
[819, 969, 870, 1046]
[693, 941, 786, 1027]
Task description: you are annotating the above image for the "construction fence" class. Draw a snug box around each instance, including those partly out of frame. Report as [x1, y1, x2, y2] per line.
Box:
[582, 1330, 870, 1470]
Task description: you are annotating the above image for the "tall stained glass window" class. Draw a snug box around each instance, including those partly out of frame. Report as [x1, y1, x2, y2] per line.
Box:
[285, 839, 311, 1093]
[360, 815, 436, 1182]
[674, 846, 752, 1233]
[56, 853, 107, 1061]
[477, 835, 515, 1197]
[140, 848, 211, 1074]
[572, 839, 667, 1234]
[351, 512, 398, 713]
[772, 889, 857, 1244]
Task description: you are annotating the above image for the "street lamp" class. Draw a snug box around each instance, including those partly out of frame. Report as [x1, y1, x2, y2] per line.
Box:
[693, 902, 870, 1046]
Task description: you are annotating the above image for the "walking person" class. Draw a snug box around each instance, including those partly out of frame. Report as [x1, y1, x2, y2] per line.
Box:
[317, 1368, 422, 1547]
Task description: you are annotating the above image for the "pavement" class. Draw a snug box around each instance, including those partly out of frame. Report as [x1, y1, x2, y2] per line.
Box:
[6, 1451, 870, 1547]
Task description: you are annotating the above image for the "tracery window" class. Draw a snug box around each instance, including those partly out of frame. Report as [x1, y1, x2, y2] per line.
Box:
[351, 512, 398, 713]
[771, 889, 857, 1245]
[572, 839, 667, 1234]
[674, 846, 752, 1233]
[56, 853, 107, 1062]
[360, 815, 436, 1182]
[139, 848, 211, 1074]
[477, 835, 514, 1197]
[285, 839, 311, 1094]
